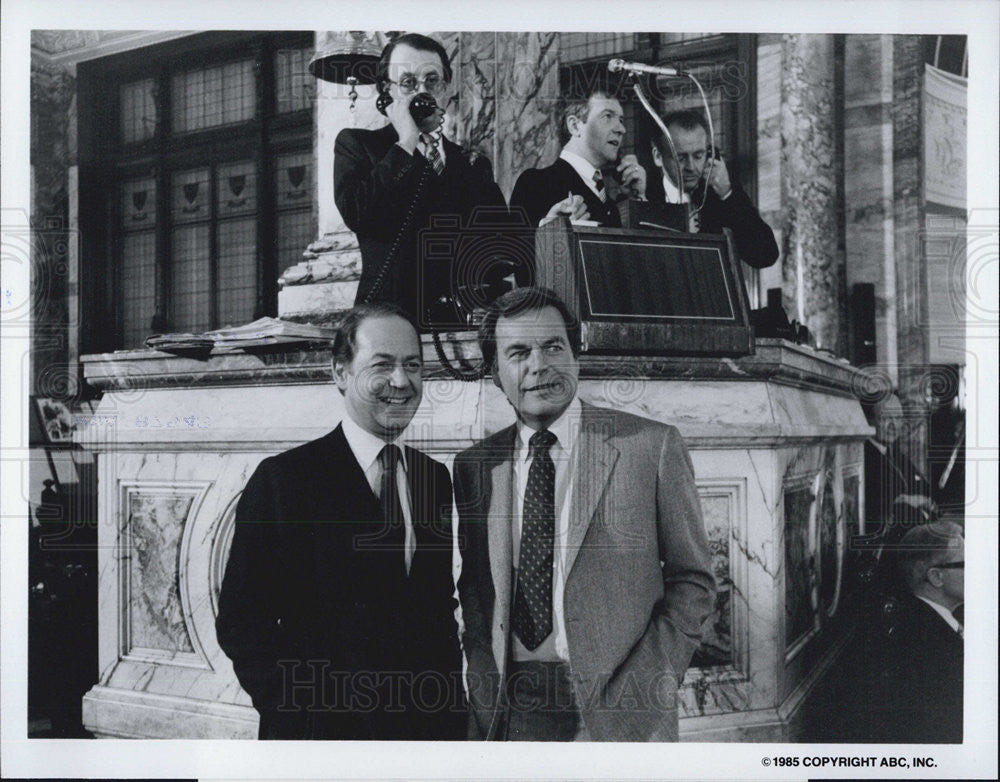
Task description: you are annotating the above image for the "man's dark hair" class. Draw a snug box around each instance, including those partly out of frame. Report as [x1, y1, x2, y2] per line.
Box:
[332, 301, 419, 370]
[557, 82, 622, 146]
[376, 32, 452, 93]
[897, 521, 964, 593]
[650, 109, 710, 157]
[478, 286, 581, 371]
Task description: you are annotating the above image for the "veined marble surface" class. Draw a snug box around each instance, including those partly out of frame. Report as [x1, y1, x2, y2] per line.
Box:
[780, 34, 845, 354]
[81, 340, 868, 739]
[495, 31, 561, 202]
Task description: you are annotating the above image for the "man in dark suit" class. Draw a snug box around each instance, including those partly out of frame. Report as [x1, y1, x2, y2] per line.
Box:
[510, 87, 647, 229]
[216, 303, 464, 740]
[334, 33, 510, 328]
[871, 521, 964, 743]
[454, 287, 715, 741]
[648, 110, 778, 269]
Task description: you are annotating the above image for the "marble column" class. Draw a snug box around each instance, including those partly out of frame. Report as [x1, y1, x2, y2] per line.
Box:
[30, 57, 77, 397]
[278, 31, 388, 320]
[779, 34, 846, 355]
[755, 35, 785, 306]
[843, 35, 898, 382]
[454, 32, 499, 168]
[891, 35, 931, 474]
[495, 32, 562, 203]
[279, 31, 479, 321]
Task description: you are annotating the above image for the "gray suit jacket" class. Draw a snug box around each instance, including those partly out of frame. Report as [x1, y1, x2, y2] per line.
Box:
[454, 401, 715, 741]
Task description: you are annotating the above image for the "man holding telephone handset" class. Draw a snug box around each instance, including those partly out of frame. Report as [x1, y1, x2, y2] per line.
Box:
[334, 33, 509, 327]
[648, 110, 778, 269]
[510, 85, 647, 228]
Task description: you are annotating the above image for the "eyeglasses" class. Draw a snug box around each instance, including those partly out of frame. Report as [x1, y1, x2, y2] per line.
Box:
[386, 74, 447, 95]
[932, 562, 965, 570]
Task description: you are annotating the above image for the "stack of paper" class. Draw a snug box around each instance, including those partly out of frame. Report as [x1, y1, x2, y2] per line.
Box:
[144, 333, 214, 351]
[145, 318, 338, 352]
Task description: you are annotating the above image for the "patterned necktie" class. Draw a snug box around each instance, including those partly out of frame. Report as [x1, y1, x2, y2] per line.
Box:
[512, 429, 558, 650]
[592, 169, 607, 202]
[378, 444, 408, 574]
[421, 131, 445, 176]
[953, 604, 964, 637]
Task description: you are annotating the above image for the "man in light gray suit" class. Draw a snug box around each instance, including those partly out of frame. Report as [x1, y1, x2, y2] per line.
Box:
[455, 286, 715, 741]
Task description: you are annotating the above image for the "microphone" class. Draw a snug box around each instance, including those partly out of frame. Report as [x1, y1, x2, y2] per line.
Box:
[608, 58, 684, 77]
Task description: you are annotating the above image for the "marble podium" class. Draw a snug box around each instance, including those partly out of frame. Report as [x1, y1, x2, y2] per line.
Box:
[79, 337, 870, 741]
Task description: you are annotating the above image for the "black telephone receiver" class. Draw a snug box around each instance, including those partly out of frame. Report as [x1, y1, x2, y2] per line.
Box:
[600, 147, 631, 201]
[369, 83, 489, 381]
[376, 85, 441, 132]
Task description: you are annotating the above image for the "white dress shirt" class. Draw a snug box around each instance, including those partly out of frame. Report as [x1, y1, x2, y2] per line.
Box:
[511, 398, 581, 662]
[341, 415, 415, 574]
[661, 173, 690, 204]
[560, 149, 604, 201]
[916, 595, 964, 637]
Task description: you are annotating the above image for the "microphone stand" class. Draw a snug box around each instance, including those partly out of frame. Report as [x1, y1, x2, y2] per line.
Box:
[615, 64, 717, 217]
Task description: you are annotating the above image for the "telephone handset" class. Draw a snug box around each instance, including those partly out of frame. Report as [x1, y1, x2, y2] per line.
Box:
[698, 145, 722, 185]
[363, 87, 443, 307]
[375, 87, 442, 134]
[365, 87, 488, 381]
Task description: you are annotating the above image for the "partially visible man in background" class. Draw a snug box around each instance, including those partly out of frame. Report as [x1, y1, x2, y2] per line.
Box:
[854, 521, 965, 744]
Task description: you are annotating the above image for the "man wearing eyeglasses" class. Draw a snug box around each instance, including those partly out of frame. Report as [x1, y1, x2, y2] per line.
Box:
[334, 33, 510, 328]
[869, 521, 965, 743]
[647, 110, 778, 269]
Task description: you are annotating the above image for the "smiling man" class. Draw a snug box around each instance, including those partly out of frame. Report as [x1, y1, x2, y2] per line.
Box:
[454, 287, 715, 741]
[216, 303, 464, 740]
[510, 86, 646, 228]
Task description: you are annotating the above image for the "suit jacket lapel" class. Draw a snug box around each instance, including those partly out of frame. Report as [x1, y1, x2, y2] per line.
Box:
[488, 426, 517, 672]
[565, 402, 619, 578]
[555, 159, 620, 228]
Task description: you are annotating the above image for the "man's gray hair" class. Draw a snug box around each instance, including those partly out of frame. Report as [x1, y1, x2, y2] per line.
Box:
[897, 521, 964, 592]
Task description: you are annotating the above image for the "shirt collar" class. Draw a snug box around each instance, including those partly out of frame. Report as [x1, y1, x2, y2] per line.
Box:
[560, 149, 600, 193]
[515, 397, 581, 461]
[420, 132, 446, 164]
[916, 595, 962, 633]
[662, 173, 690, 204]
[341, 414, 407, 474]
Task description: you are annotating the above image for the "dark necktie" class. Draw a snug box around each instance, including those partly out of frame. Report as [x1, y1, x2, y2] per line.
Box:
[421, 131, 444, 176]
[952, 603, 964, 637]
[512, 429, 558, 651]
[378, 444, 407, 573]
[592, 169, 607, 202]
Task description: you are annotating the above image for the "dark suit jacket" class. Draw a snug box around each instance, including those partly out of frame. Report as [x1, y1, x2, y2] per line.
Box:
[647, 175, 779, 269]
[510, 158, 623, 229]
[454, 402, 715, 741]
[870, 595, 964, 743]
[334, 124, 509, 325]
[215, 425, 464, 740]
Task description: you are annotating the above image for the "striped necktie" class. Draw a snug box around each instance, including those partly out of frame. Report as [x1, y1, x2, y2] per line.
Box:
[592, 169, 607, 202]
[421, 132, 444, 176]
